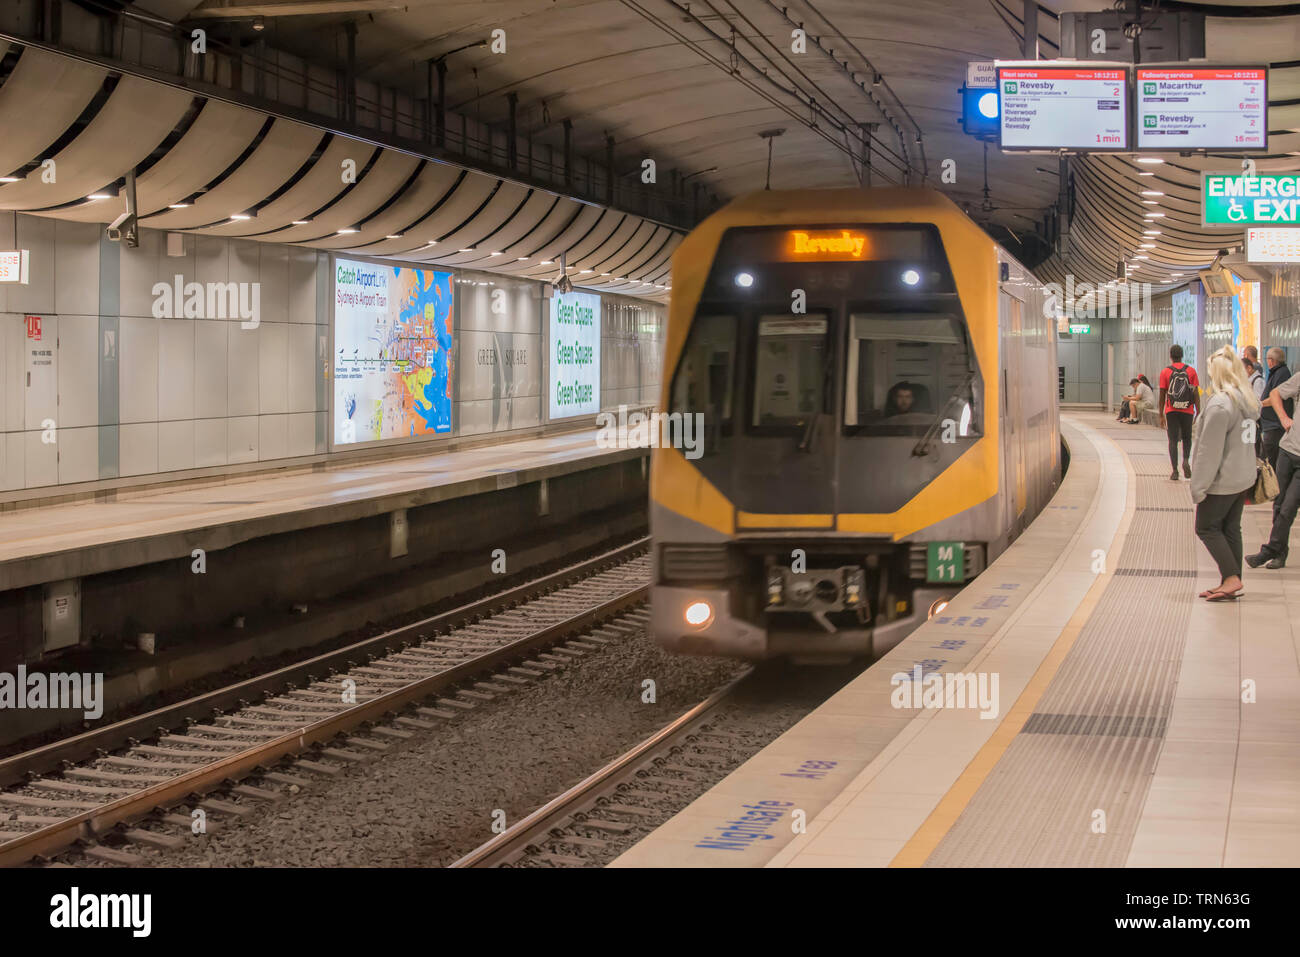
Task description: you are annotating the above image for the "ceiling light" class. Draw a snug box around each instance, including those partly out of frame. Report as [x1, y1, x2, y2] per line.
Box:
[490, 251, 502, 256]
[458, 247, 475, 253]
[1134, 254, 1150, 260]
[386, 233, 403, 240]
[540, 260, 553, 265]
[337, 227, 359, 235]
[1136, 157, 1165, 165]
[580, 269, 593, 273]
[1142, 200, 1160, 205]
[600, 272, 610, 276]
[516, 256, 529, 261]
[168, 202, 191, 209]
[0, 176, 20, 183]
[291, 219, 311, 225]
[230, 213, 252, 221]
[1139, 243, 1156, 249]
[1141, 190, 1164, 196]
[87, 192, 114, 201]
[1145, 213, 1165, 218]
[1144, 230, 1161, 236]
[1138, 172, 1155, 177]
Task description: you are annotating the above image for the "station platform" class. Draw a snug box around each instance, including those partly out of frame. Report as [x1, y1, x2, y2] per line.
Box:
[615, 412, 1300, 868]
[0, 428, 639, 592]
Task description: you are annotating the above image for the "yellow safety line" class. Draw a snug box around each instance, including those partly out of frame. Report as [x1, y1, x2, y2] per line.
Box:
[890, 420, 1136, 867]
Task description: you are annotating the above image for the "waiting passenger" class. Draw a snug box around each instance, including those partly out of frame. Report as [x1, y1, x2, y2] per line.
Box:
[1259, 347, 1293, 470]
[1247, 363, 1300, 571]
[1243, 347, 1264, 400]
[1118, 377, 1153, 424]
[1159, 344, 1200, 481]
[1191, 346, 1261, 602]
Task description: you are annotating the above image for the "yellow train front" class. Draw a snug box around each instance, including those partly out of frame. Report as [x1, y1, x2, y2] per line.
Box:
[651, 187, 1061, 660]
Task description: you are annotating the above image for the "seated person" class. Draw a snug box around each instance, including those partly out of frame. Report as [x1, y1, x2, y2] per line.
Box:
[1119, 376, 1154, 423]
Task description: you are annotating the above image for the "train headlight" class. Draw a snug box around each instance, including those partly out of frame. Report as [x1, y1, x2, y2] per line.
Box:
[734, 271, 754, 288]
[684, 601, 714, 627]
[927, 598, 951, 619]
[901, 268, 921, 286]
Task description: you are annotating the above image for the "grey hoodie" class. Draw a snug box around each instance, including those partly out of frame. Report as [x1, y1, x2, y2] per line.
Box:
[1189, 391, 1257, 503]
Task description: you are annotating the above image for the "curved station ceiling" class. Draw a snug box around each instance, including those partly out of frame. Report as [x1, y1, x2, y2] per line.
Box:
[0, 0, 1297, 295]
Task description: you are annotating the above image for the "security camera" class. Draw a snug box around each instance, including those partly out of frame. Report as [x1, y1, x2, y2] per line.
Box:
[553, 274, 573, 295]
[105, 211, 137, 246]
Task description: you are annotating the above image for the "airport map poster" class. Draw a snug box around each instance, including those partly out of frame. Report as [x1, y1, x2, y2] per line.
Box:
[333, 258, 454, 445]
[549, 290, 601, 419]
[1172, 288, 1197, 372]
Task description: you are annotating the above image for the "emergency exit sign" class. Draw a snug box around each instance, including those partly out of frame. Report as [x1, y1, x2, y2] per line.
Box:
[1203, 173, 1300, 227]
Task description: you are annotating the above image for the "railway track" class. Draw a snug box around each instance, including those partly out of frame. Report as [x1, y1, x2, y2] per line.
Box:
[451, 669, 756, 868]
[0, 540, 650, 867]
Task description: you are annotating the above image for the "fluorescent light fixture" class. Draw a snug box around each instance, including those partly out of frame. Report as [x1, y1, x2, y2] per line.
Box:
[87, 192, 114, 201]
[168, 202, 192, 209]
[1144, 230, 1161, 235]
[1134, 254, 1150, 260]
[230, 213, 252, 221]
[458, 247, 475, 253]
[540, 260, 554, 265]
[1142, 200, 1160, 205]
[1139, 243, 1156, 249]
[1136, 157, 1165, 165]
[386, 233, 403, 240]
[291, 219, 311, 225]
[1138, 171, 1155, 177]
[516, 256, 529, 261]
[490, 251, 502, 256]
[1145, 212, 1165, 218]
[337, 227, 359, 235]
[600, 272, 610, 276]
[580, 269, 593, 273]
[1141, 190, 1164, 196]
[0, 176, 20, 183]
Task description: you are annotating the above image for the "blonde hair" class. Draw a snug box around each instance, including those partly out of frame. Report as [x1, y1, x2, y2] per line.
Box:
[1207, 344, 1261, 418]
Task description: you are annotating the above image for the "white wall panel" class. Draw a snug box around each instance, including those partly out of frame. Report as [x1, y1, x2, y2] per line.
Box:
[258, 244, 289, 325]
[257, 321, 288, 413]
[227, 325, 259, 416]
[157, 318, 195, 421]
[54, 220, 100, 317]
[119, 316, 159, 423]
[56, 425, 98, 484]
[194, 417, 227, 468]
[56, 314, 98, 428]
[286, 321, 315, 413]
[289, 247, 317, 324]
[157, 419, 195, 472]
[193, 320, 228, 418]
[286, 411, 315, 457]
[119, 228, 162, 319]
[0, 432, 19, 491]
[6, 215, 55, 315]
[119, 422, 158, 476]
[24, 430, 57, 488]
[227, 414, 258, 463]
[195, 235, 228, 287]
[258, 413, 287, 461]
[0, 314, 20, 431]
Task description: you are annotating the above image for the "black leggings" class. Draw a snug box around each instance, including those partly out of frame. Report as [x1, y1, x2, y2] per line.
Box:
[1196, 490, 1249, 581]
[1166, 412, 1193, 468]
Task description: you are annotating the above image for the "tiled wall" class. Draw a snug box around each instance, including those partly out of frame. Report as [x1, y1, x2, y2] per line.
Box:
[0, 213, 666, 497]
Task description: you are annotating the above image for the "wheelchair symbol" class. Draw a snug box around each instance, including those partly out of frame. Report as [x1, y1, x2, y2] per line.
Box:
[1227, 198, 1246, 222]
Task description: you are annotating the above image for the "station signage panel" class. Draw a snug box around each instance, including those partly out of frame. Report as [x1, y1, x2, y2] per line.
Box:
[1246, 227, 1300, 263]
[997, 65, 1128, 151]
[1136, 67, 1267, 151]
[1202, 173, 1300, 227]
[549, 290, 601, 420]
[0, 249, 29, 284]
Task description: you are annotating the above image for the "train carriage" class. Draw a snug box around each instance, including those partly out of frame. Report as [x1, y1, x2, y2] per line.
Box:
[651, 187, 1061, 660]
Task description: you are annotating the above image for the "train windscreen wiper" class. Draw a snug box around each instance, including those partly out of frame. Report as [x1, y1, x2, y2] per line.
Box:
[911, 371, 975, 458]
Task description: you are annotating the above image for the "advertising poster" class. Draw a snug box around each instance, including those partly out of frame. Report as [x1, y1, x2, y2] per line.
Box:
[549, 290, 601, 419]
[333, 257, 454, 445]
[1231, 273, 1260, 358]
[1171, 288, 1197, 371]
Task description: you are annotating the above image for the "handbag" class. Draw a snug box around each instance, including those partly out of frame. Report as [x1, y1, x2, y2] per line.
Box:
[1251, 458, 1279, 505]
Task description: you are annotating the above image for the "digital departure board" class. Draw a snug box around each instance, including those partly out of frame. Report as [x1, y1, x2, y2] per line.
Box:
[998, 65, 1128, 151]
[1136, 67, 1267, 151]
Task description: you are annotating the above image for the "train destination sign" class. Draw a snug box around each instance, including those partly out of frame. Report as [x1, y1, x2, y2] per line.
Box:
[997, 65, 1128, 151]
[1136, 67, 1267, 151]
[1203, 173, 1300, 227]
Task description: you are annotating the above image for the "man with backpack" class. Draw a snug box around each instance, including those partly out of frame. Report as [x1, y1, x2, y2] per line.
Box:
[1159, 344, 1200, 481]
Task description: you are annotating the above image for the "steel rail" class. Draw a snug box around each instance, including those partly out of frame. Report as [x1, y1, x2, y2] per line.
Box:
[450, 667, 752, 868]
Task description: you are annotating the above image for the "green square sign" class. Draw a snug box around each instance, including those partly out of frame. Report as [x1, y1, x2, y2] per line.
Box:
[926, 542, 965, 583]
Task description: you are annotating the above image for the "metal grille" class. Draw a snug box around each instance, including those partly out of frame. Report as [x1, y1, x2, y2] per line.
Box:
[660, 545, 729, 580]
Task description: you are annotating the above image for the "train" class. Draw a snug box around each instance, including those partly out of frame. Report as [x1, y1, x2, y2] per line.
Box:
[649, 187, 1061, 661]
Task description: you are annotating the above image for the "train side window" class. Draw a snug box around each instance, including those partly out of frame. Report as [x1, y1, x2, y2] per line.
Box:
[843, 312, 981, 437]
[749, 314, 830, 432]
[669, 314, 736, 454]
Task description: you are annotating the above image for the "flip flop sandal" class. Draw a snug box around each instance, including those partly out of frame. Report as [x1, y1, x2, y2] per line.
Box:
[1205, 590, 1243, 602]
[1198, 588, 1221, 598]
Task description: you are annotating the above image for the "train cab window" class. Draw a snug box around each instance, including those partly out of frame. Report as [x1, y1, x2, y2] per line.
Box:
[750, 314, 830, 432]
[668, 314, 736, 457]
[843, 313, 981, 437]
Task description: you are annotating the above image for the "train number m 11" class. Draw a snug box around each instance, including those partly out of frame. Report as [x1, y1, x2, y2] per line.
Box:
[927, 542, 966, 583]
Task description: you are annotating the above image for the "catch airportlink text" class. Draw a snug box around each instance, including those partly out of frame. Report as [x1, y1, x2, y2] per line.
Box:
[50, 888, 151, 937]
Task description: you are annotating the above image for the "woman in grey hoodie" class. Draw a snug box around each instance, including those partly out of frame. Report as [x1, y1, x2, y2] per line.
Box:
[1190, 345, 1262, 601]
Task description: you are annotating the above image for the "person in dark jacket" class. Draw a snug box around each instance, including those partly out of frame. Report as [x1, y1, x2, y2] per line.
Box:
[1260, 347, 1293, 470]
